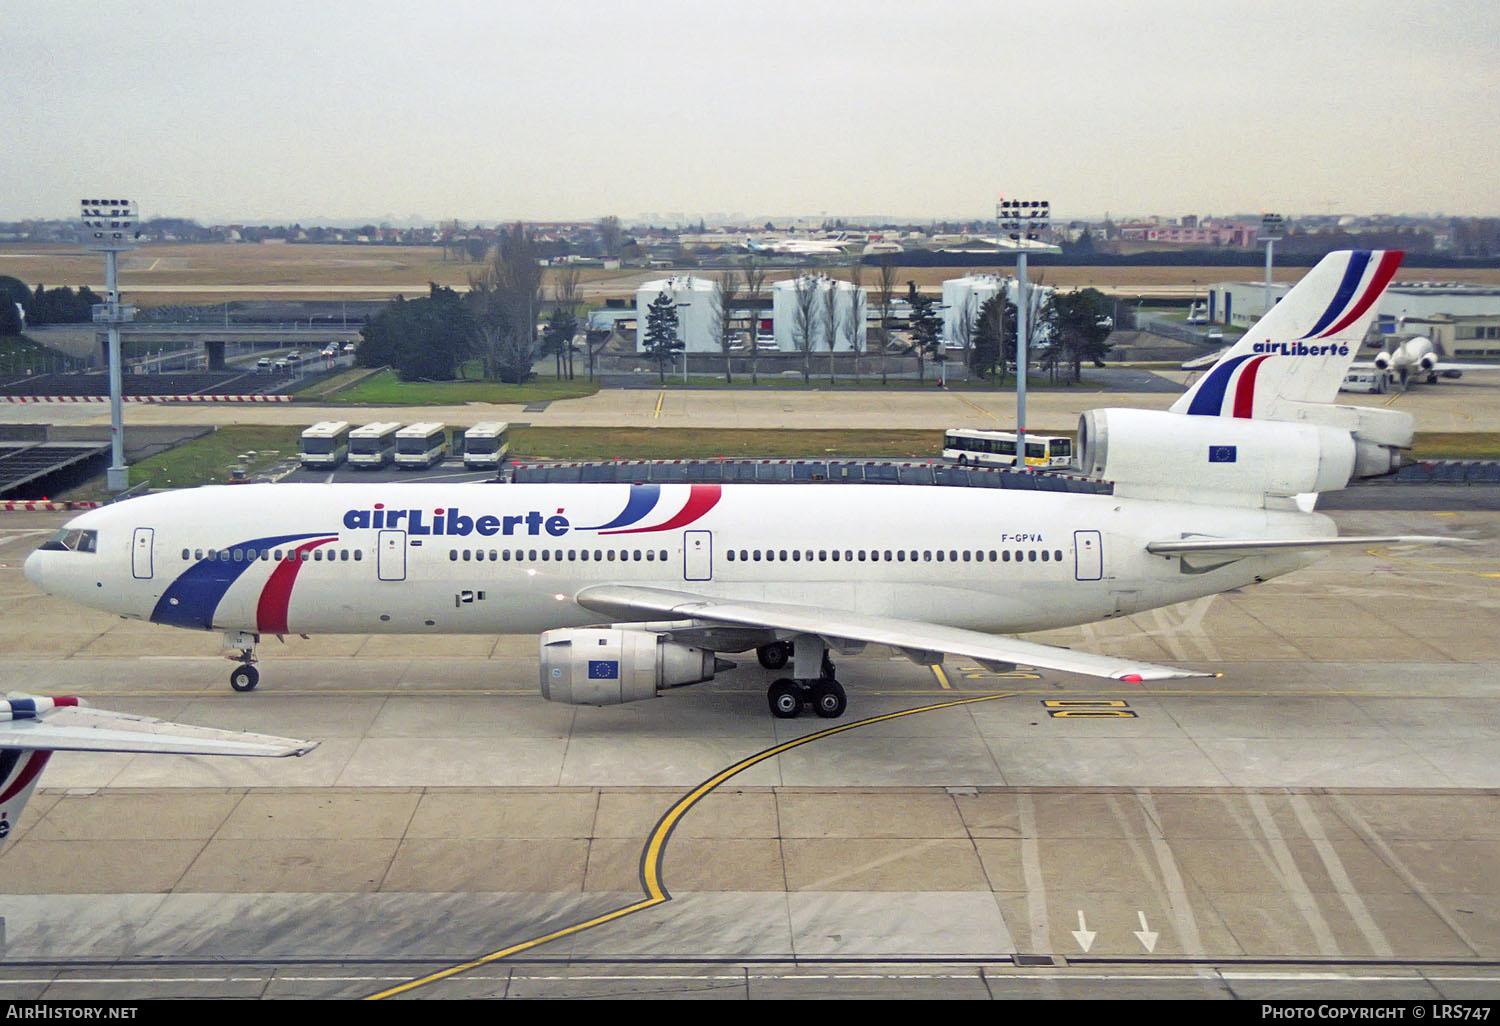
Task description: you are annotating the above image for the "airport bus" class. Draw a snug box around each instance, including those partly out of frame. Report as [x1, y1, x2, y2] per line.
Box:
[347, 421, 403, 469]
[298, 420, 351, 469]
[462, 421, 511, 470]
[942, 428, 1073, 469]
[394, 422, 449, 469]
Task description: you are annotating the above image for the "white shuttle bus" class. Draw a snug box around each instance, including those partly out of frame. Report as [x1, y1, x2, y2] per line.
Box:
[943, 428, 1073, 469]
[347, 422, 403, 469]
[462, 421, 511, 470]
[298, 421, 351, 469]
[395, 422, 449, 469]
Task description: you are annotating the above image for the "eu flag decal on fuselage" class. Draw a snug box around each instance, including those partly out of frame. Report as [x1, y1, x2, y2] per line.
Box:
[1209, 445, 1238, 463]
[588, 660, 620, 680]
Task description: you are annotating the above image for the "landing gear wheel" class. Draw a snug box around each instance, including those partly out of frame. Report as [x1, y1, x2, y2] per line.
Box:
[757, 642, 791, 670]
[768, 678, 802, 719]
[229, 664, 260, 692]
[811, 679, 847, 719]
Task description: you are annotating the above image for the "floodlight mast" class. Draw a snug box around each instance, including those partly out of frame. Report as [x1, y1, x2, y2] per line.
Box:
[1261, 212, 1283, 317]
[997, 198, 1049, 469]
[80, 199, 141, 492]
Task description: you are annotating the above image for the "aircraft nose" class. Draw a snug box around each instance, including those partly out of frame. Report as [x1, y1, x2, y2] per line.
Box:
[23, 549, 44, 591]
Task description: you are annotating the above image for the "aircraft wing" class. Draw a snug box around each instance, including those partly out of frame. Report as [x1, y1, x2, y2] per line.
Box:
[574, 585, 1210, 683]
[0, 697, 316, 757]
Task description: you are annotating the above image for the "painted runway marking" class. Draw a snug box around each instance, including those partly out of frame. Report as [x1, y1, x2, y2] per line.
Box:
[365, 691, 1014, 1000]
[951, 393, 1001, 423]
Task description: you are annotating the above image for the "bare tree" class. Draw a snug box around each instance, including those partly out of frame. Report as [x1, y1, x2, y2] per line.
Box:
[791, 273, 819, 384]
[710, 269, 740, 383]
[874, 255, 900, 386]
[843, 256, 865, 379]
[822, 274, 839, 385]
[741, 257, 766, 385]
[467, 223, 543, 383]
[952, 299, 976, 376]
[553, 263, 583, 379]
[596, 216, 623, 260]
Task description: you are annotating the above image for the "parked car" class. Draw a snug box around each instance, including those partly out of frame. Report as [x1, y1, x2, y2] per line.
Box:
[256, 357, 272, 372]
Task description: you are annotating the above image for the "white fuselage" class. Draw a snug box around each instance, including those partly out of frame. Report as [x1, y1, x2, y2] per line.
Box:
[24, 482, 1332, 640]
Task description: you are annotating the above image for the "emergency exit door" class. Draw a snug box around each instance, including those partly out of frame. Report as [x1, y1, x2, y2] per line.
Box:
[684, 530, 712, 581]
[132, 527, 154, 580]
[1074, 530, 1103, 581]
[378, 530, 407, 581]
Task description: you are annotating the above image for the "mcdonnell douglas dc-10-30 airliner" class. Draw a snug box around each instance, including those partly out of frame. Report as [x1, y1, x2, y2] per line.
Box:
[25, 250, 1456, 719]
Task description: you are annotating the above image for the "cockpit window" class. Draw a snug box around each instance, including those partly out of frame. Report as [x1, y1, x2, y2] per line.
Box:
[40, 528, 98, 553]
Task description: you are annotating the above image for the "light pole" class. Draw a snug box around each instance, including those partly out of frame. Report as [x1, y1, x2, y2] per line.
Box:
[998, 198, 1050, 468]
[675, 299, 691, 383]
[1261, 213, 1284, 318]
[80, 199, 141, 492]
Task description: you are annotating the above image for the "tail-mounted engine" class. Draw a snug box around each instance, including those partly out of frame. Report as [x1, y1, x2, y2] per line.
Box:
[538, 627, 732, 706]
[1078, 406, 1411, 505]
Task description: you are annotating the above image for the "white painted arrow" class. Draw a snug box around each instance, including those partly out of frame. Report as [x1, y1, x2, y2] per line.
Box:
[1071, 910, 1096, 952]
[1134, 911, 1159, 952]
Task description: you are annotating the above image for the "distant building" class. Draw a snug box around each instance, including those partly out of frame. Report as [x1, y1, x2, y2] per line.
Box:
[770, 275, 867, 352]
[634, 276, 719, 352]
[941, 274, 1052, 347]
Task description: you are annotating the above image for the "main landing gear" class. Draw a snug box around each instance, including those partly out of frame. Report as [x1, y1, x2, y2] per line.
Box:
[758, 639, 847, 720]
[224, 631, 260, 692]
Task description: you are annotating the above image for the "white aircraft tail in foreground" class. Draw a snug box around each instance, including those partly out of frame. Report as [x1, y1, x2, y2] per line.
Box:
[23, 251, 1464, 719]
[0, 693, 315, 849]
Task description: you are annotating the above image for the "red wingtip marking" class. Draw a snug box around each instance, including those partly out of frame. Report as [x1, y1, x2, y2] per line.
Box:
[50, 697, 79, 707]
[1121, 674, 1144, 684]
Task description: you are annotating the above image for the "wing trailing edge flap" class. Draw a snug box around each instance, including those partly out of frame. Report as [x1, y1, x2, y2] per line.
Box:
[575, 585, 1209, 683]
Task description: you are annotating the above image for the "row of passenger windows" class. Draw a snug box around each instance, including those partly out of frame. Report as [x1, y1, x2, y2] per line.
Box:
[451, 548, 670, 562]
[445, 547, 1067, 565]
[183, 548, 362, 563]
[728, 548, 1067, 564]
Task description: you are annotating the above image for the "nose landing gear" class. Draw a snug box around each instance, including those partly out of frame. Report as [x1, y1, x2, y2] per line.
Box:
[223, 631, 260, 692]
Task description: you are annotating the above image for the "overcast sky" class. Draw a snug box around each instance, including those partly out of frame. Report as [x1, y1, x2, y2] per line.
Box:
[5, 0, 1497, 224]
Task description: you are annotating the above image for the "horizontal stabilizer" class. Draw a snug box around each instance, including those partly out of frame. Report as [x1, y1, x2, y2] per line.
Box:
[576, 585, 1210, 683]
[0, 694, 317, 757]
[1147, 534, 1470, 561]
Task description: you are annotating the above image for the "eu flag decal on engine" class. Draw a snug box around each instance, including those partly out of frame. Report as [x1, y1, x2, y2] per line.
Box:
[1209, 445, 1238, 463]
[588, 660, 620, 680]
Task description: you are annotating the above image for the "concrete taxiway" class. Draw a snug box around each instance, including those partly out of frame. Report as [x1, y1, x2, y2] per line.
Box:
[1, 501, 1499, 999]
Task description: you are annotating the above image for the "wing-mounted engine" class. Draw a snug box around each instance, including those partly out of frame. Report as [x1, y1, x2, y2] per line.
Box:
[1077, 408, 1357, 505]
[538, 627, 734, 706]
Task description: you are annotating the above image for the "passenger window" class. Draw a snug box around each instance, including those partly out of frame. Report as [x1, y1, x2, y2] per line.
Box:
[1003, 551, 1011, 562]
[897, 551, 905, 562]
[181, 549, 190, 560]
[1055, 550, 1063, 561]
[354, 550, 362, 561]
[1041, 550, 1049, 562]
[541, 551, 550, 561]
[1028, 551, 1037, 562]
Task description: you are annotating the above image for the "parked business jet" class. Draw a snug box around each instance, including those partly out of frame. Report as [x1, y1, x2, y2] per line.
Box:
[24, 251, 1454, 719]
[1362, 335, 1500, 388]
[0, 692, 315, 850]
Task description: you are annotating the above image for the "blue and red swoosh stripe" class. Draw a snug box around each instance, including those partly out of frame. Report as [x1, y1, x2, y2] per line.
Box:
[150, 533, 332, 631]
[1299, 250, 1402, 341]
[582, 483, 721, 535]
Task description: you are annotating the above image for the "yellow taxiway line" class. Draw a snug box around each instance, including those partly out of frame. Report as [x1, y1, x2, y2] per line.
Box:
[365, 691, 1013, 1000]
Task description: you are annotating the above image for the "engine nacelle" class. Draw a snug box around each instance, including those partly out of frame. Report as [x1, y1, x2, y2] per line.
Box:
[1078, 408, 1356, 502]
[538, 627, 724, 706]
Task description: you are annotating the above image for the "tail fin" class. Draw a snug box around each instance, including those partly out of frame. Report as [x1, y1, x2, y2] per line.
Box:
[0, 748, 51, 847]
[1171, 250, 1403, 418]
